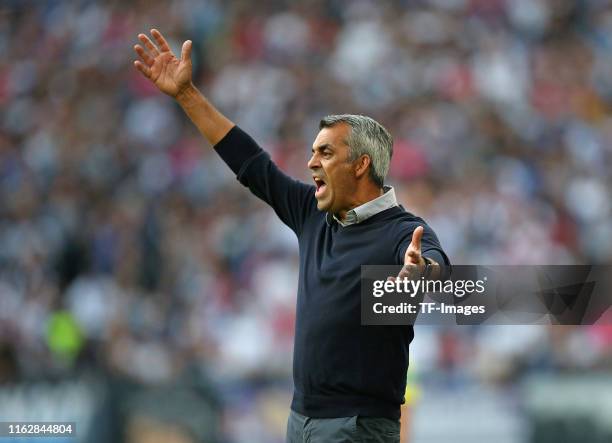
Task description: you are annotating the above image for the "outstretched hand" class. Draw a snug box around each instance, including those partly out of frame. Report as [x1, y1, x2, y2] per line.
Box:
[133, 29, 193, 98]
[393, 226, 439, 281]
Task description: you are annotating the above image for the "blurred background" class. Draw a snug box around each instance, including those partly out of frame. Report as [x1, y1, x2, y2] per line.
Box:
[1, 0, 612, 442]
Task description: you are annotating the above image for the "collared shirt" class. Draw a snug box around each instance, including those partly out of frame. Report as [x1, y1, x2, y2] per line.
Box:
[328, 186, 398, 227]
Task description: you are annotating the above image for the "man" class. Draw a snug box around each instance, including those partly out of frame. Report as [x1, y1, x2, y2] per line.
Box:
[133, 29, 449, 443]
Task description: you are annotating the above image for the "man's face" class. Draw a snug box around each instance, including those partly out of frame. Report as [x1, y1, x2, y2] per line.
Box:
[308, 123, 356, 214]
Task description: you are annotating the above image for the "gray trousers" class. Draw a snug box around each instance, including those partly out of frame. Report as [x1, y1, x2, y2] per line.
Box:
[286, 410, 400, 443]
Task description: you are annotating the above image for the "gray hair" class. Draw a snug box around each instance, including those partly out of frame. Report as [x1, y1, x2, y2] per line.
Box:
[319, 114, 393, 188]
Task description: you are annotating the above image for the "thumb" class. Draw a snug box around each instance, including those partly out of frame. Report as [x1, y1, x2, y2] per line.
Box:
[181, 40, 192, 62]
[409, 226, 423, 252]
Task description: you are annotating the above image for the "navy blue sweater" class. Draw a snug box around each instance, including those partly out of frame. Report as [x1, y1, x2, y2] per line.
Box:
[215, 126, 449, 420]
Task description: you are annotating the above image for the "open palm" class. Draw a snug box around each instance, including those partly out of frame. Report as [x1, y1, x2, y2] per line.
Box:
[133, 29, 192, 98]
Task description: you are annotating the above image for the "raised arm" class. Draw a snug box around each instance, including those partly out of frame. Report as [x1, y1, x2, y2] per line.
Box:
[133, 29, 317, 235]
[133, 29, 233, 145]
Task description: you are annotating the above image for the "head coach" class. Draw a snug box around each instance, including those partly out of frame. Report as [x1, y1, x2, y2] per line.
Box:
[133, 29, 450, 443]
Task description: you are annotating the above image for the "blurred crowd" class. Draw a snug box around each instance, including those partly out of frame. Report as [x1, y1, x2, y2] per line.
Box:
[1, 0, 612, 441]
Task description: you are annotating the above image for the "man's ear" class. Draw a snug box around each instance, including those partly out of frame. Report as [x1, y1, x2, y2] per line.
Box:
[354, 154, 371, 179]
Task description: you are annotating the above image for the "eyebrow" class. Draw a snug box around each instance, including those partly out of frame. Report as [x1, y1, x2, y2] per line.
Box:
[311, 143, 334, 153]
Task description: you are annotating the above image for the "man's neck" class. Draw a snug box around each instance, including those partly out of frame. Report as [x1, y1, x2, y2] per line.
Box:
[335, 186, 384, 221]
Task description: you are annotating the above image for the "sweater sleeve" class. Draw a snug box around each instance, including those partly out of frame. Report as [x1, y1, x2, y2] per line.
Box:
[214, 126, 317, 235]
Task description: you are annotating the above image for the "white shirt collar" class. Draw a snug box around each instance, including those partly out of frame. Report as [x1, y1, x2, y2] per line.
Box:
[327, 186, 398, 227]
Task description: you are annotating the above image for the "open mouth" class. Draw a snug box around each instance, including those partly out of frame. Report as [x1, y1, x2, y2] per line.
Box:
[313, 177, 327, 198]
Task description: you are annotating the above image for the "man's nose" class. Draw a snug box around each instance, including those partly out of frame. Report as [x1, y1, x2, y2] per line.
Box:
[307, 153, 320, 170]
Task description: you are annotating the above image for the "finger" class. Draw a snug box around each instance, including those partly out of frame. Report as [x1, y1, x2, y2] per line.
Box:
[138, 33, 160, 57]
[151, 28, 171, 53]
[398, 264, 419, 280]
[133, 60, 151, 78]
[407, 250, 422, 264]
[134, 45, 154, 66]
[409, 226, 424, 252]
[181, 40, 192, 62]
